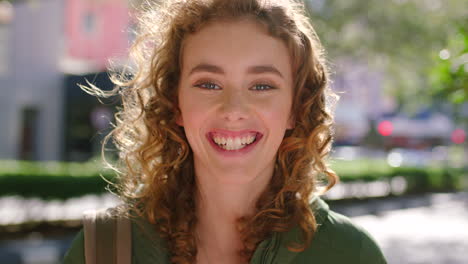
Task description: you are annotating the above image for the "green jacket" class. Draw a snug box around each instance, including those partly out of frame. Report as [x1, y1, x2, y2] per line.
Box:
[63, 197, 387, 263]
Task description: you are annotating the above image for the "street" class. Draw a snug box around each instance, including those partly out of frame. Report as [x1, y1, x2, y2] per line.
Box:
[1, 192, 467, 264]
[337, 192, 468, 264]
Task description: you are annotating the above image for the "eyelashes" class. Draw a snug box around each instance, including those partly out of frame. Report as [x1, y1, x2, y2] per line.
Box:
[193, 81, 277, 91]
[194, 82, 221, 90]
[252, 84, 274, 91]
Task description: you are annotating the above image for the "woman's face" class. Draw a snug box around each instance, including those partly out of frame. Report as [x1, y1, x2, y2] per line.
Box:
[177, 19, 294, 184]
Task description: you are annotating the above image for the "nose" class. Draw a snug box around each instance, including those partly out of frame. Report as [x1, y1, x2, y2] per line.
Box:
[219, 89, 250, 122]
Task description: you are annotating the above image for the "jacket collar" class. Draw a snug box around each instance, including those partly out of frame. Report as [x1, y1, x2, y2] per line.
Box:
[310, 195, 330, 227]
[250, 195, 330, 263]
[132, 195, 330, 264]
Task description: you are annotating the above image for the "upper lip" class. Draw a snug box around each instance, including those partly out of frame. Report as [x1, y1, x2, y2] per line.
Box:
[207, 129, 262, 138]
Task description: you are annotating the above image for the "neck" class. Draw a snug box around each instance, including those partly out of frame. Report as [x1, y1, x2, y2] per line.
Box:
[193, 161, 274, 260]
[194, 162, 274, 223]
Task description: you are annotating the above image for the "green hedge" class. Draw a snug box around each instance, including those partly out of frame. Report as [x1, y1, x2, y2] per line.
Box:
[331, 159, 466, 193]
[0, 159, 466, 199]
[0, 160, 116, 199]
[391, 166, 464, 193]
[331, 159, 393, 182]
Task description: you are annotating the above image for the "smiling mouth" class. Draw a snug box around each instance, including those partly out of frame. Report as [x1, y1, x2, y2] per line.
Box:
[208, 132, 260, 151]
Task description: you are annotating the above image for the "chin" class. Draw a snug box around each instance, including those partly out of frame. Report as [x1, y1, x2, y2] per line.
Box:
[212, 165, 271, 185]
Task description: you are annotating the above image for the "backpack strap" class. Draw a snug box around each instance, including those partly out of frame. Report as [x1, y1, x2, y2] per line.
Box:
[116, 215, 132, 264]
[83, 210, 97, 264]
[83, 208, 132, 264]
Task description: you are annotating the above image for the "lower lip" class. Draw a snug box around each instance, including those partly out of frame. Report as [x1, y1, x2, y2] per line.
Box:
[206, 133, 263, 157]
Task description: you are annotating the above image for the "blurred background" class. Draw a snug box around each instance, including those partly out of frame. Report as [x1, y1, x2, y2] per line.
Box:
[0, 0, 466, 263]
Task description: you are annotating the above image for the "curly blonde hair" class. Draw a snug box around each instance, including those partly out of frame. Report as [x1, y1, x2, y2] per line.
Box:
[86, 0, 338, 263]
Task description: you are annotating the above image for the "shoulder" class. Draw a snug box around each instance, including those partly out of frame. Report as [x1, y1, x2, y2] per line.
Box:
[62, 207, 170, 264]
[288, 198, 387, 263]
[317, 210, 386, 262]
[62, 208, 123, 264]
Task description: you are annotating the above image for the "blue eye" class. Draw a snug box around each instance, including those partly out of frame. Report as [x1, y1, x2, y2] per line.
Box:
[252, 84, 274, 91]
[195, 82, 221, 90]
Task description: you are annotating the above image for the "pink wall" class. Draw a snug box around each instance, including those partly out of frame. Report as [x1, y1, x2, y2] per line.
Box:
[66, 0, 130, 69]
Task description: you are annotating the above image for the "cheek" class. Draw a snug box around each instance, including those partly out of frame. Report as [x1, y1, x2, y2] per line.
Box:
[178, 96, 209, 132]
[179, 108, 204, 148]
[178, 89, 198, 125]
[256, 106, 292, 142]
[258, 96, 292, 125]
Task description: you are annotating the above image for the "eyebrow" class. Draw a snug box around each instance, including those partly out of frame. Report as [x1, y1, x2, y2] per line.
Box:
[188, 63, 284, 79]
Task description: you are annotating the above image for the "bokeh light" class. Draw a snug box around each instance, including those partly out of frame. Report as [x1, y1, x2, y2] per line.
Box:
[451, 129, 466, 144]
[377, 120, 393, 136]
[387, 152, 403, 167]
[439, 49, 451, 60]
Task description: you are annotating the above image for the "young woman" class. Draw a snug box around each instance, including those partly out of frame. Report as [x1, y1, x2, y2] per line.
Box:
[64, 0, 387, 263]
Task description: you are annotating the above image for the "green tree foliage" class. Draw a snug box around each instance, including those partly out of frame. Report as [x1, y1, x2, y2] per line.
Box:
[430, 26, 468, 105]
[304, 0, 467, 112]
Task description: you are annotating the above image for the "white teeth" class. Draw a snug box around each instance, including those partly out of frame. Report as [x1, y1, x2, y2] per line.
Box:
[211, 134, 257, 150]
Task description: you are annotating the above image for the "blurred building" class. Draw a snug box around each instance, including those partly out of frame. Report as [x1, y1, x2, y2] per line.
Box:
[332, 59, 389, 145]
[64, 0, 130, 70]
[62, 0, 130, 161]
[0, 0, 63, 161]
[0, 0, 131, 161]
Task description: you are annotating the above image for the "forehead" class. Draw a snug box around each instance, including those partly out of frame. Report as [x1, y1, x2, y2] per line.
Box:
[180, 18, 292, 78]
